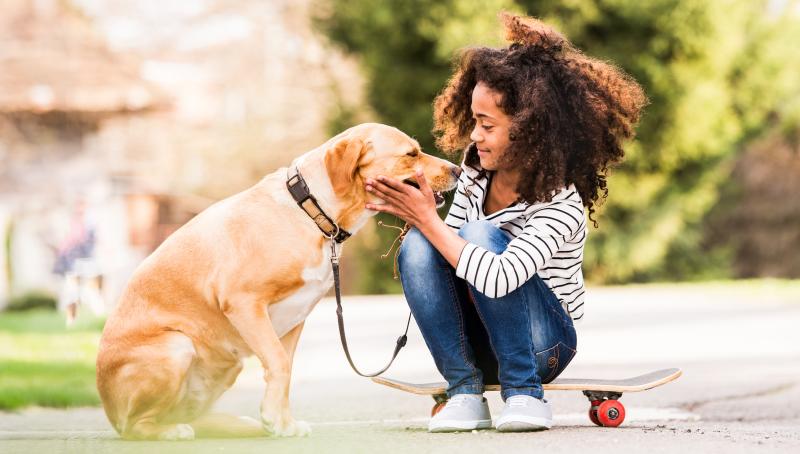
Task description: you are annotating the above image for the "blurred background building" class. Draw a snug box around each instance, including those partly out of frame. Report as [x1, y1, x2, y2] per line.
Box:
[0, 0, 366, 310]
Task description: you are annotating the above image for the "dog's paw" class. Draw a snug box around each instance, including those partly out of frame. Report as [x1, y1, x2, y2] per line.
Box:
[286, 420, 311, 437]
[262, 416, 311, 437]
[159, 423, 195, 441]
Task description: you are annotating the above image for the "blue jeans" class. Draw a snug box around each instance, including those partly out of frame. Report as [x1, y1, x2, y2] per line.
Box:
[398, 220, 578, 401]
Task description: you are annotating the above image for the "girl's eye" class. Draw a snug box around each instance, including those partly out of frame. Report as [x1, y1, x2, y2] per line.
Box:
[483, 125, 494, 131]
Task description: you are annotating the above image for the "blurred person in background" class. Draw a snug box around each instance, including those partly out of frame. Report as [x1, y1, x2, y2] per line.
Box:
[52, 199, 104, 325]
[364, 13, 646, 433]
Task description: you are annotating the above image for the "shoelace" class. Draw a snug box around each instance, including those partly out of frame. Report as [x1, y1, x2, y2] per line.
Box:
[446, 395, 477, 408]
[507, 395, 546, 407]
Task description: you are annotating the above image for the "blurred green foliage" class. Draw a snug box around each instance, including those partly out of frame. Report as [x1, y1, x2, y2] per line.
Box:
[315, 0, 800, 291]
[5, 290, 57, 311]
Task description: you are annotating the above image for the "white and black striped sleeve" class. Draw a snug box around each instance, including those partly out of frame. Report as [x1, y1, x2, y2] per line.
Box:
[443, 171, 471, 231]
[454, 200, 583, 298]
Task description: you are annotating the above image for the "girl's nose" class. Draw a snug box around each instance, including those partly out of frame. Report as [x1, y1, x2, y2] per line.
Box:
[470, 127, 482, 143]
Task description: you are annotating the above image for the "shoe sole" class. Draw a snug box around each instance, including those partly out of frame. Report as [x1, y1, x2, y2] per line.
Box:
[429, 419, 492, 433]
[496, 416, 551, 432]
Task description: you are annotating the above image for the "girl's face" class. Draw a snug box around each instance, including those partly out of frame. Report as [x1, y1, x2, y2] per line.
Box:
[470, 82, 513, 171]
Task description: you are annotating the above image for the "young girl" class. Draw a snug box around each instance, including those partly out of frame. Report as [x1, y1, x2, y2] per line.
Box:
[364, 13, 646, 432]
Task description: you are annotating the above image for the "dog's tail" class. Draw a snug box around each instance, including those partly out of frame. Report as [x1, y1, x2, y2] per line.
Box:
[190, 413, 265, 438]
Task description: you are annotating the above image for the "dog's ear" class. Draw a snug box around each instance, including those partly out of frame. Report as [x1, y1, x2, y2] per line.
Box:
[325, 137, 367, 197]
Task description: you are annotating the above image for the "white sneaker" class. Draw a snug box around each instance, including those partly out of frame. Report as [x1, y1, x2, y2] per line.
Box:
[495, 395, 552, 432]
[428, 394, 492, 433]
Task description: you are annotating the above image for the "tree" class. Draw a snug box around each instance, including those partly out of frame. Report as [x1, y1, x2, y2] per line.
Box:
[524, 0, 800, 282]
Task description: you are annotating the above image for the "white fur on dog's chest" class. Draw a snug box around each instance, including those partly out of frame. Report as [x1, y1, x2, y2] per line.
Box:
[267, 245, 335, 338]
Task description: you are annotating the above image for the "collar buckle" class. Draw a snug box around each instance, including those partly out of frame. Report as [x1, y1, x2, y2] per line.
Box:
[286, 167, 352, 243]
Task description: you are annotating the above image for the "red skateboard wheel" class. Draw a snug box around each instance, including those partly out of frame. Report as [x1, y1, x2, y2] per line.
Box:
[597, 400, 626, 427]
[588, 400, 602, 426]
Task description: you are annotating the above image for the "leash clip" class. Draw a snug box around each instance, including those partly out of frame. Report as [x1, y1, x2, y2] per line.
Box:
[330, 239, 340, 264]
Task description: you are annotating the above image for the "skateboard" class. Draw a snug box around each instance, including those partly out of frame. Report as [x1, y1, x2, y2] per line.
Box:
[372, 368, 682, 427]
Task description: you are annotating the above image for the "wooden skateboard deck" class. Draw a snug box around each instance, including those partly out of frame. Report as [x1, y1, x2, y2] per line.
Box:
[372, 368, 682, 427]
[373, 368, 681, 395]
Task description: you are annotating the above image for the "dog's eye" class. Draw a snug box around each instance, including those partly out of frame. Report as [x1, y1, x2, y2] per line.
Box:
[406, 150, 419, 157]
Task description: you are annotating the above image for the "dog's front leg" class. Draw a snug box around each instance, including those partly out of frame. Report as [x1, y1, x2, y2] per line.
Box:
[223, 297, 310, 437]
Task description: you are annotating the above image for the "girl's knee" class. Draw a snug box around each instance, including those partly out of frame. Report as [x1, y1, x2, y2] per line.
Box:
[398, 228, 442, 269]
[458, 221, 507, 253]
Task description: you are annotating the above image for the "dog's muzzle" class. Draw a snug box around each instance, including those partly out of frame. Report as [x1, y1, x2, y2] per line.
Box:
[403, 179, 446, 208]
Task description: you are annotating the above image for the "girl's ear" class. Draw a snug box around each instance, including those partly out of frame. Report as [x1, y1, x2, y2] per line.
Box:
[325, 137, 366, 197]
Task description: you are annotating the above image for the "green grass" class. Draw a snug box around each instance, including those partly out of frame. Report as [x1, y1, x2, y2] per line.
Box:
[0, 360, 100, 409]
[0, 309, 105, 333]
[0, 309, 104, 410]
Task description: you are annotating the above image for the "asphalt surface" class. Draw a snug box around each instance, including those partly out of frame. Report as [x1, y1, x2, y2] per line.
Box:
[1, 283, 799, 453]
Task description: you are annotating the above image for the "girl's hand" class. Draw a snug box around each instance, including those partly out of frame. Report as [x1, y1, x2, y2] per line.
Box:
[365, 169, 439, 229]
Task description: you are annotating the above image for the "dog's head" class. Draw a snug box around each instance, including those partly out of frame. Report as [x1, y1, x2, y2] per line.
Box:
[324, 123, 460, 209]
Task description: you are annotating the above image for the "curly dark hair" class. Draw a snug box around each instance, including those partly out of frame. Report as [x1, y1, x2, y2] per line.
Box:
[433, 12, 648, 225]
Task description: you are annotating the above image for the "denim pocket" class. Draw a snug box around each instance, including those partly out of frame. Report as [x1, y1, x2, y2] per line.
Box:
[535, 341, 577, 383]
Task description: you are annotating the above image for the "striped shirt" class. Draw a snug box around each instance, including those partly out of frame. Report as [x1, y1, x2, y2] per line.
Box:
[445, 161, 588, 323]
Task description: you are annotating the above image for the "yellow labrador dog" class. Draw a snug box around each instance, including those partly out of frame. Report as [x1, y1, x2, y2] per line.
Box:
[96, 123, 459, 440]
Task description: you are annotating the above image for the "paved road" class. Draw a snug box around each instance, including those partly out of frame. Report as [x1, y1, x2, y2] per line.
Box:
[1, 283, 799, 453]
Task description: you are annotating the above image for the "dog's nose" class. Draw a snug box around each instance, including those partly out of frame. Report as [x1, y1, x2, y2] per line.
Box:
[451, 166, 462, 178]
